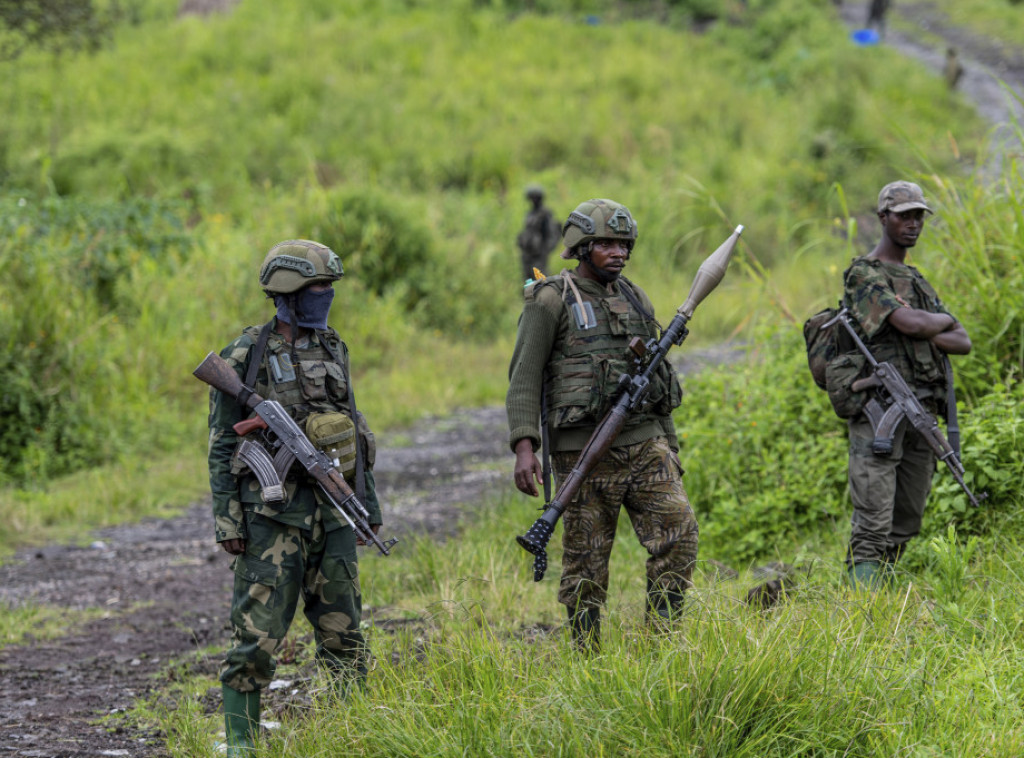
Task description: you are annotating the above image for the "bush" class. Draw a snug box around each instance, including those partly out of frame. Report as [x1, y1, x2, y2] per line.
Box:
[0, 193, 193, 484]
[675, 326, 849, 564]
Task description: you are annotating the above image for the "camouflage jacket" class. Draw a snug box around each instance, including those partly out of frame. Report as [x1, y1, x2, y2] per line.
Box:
[506, 271, 680, 454]
[207, 319, 380, 543]
[843, 256, 956, 400]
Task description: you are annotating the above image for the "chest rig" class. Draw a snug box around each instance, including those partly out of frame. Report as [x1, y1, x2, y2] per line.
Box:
[543, 274, 679, 430]
[237, 320, 366, 503]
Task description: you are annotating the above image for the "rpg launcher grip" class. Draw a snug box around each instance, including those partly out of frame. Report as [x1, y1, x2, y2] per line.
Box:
[516, 224, 744, 582]
[193, 351, 399, 555]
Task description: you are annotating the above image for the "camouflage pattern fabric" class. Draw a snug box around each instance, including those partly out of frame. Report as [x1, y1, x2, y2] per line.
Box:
[843, 256, 953, 568]
[847, 415, 934, 565]
[552, 436, 698, 611]
[221, 510, 366, 692]
[207, 321, 380, 543]
[844, 256, 954, 402]
[506, 272, 678, 455]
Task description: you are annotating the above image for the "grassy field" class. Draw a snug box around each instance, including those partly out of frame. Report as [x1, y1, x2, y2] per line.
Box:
[3, 0, 1024, 752]
[0, 0, 988, 550]
[156, 491, 1024, 757]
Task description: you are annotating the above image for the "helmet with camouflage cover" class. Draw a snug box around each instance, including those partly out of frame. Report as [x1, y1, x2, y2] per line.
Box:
[259, 239, 344, 295]
[560, 198, 638, 259]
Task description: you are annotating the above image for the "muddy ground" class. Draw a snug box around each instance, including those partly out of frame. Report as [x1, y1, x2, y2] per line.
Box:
[2, 5, 1023, 756]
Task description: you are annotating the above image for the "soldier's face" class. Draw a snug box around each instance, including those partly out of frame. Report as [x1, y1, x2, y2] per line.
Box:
[881, 208, 926, 248]
[587, 239, 629, 278]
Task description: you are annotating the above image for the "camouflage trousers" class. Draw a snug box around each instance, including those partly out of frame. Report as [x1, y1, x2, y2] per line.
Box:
[221, 509, 365, 693]
[552, 435, 698, 612]
[847, 415, 935, 565]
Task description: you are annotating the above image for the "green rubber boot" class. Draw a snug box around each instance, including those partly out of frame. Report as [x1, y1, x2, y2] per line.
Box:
[848, 560, 883, 591]
[222, 684, 260, 756]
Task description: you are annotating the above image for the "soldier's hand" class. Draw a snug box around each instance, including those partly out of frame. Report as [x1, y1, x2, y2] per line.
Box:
[221, 538, 246, 555]
[356, 524, 381, 546]
[513, 439, 543, 497]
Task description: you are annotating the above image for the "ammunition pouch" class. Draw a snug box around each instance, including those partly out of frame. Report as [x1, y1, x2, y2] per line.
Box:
[306, 411, 357, 481]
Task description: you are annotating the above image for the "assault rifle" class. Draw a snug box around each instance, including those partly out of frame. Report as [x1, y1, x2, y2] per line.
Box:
[821, 307, 985, 508]
[516, 225, 745, 581]
[193, 352, 399, 555]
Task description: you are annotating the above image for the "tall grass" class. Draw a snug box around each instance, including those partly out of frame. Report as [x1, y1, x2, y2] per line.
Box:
[0, 2, 994, 540]
[159, 490, 1024, 757]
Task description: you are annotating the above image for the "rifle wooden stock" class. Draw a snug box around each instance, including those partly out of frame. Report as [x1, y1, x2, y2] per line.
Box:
[193, 351, 399, 555]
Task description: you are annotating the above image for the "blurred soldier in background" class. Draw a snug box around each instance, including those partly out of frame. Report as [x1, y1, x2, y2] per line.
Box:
[507, 199, 698, 652]
[516, 184, 561, 283]
[206, 240, 382, 754]
[865, 0, 890, 39]
[944, 47, 964, 90]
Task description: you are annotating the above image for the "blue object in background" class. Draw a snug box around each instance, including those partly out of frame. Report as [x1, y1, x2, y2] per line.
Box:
[851, 28, 880, 46]
[585, 15, 601, 26]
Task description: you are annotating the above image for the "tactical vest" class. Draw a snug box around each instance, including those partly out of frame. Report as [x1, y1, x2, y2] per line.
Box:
[242, 325, 352, 426]
[849, 258, 948, 393]
[542, 275, 682, 431]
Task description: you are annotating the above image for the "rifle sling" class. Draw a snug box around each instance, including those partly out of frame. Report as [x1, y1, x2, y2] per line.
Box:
[246, 319, 368, 505]
[239, 320, 274, 408]
[943, 356, 961, 460]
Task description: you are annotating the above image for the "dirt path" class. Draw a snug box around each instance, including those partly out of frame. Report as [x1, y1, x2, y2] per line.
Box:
[838, 1, 1024, 171]
[2, 6, 1023, 756]
[0, 405, 514, 757]
[0, 346, 743, 757]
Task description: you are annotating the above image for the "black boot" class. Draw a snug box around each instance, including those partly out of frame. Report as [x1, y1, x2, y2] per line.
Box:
[647, 578, 686, 627]
[567, 606, 601, 653]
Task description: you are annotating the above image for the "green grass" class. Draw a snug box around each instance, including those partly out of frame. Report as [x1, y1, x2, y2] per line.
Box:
[0, 603, 102, 647]
[916, 0, 1024, 53]
[155, 490, 1024, 757]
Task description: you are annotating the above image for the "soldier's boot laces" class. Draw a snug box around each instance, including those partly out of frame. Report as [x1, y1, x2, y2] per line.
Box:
[222, 684, 260, 756]
[567, 606, 601, 654]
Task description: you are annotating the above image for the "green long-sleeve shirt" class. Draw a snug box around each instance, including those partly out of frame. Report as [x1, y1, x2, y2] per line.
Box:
[506, 271, 677, 454]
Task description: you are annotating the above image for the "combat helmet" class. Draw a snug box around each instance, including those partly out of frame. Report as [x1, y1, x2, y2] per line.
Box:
[259, 239, 344, 295]
[560, 199, 638, 259]
[524, 183, 545, 200]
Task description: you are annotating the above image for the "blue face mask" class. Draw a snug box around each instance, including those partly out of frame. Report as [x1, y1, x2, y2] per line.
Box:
[275, 287, 335, 330]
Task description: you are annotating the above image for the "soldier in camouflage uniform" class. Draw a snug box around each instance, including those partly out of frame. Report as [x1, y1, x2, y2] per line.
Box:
[516, 184, 561, 283]
[207, 240, 382, 754]
[842, 182, 971, 588]
[506, 198, 698, 651]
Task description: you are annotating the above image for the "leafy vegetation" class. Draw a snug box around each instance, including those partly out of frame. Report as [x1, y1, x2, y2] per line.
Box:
[156, 491, 1024, 756]
[3, 0, 1024, 752]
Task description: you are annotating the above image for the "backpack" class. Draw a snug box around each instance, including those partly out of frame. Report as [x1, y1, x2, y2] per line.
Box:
[803, 303, 842, 391]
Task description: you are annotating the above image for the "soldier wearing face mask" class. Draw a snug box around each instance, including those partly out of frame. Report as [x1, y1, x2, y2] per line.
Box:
[206, 240, 381, 754]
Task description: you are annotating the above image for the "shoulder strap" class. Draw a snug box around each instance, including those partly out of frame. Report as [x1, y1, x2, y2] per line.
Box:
[617, 277, 656, 323]
[558, 270, 595, 329]
[943, 356, 961, 459]
[239, 321, 275, 407]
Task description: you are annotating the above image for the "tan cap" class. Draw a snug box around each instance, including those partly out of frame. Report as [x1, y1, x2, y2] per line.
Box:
[877, 181, 933, 214]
